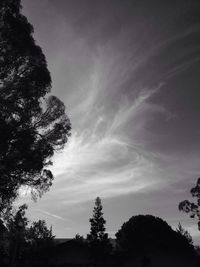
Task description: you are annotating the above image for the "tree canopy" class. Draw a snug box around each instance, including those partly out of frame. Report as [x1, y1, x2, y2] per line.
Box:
[0, 0, 71, 206]
[116, 214, 193, 254]
[2, 204, 55, 266]
[26, 219, 54, 251]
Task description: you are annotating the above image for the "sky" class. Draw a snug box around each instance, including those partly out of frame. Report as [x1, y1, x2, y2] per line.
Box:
[19, 0, 200, 243]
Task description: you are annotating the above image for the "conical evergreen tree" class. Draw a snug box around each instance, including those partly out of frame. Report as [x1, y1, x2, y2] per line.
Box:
[87, 197, 112, 259]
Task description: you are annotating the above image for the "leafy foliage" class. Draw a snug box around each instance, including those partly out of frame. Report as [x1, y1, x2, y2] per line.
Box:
[7, 204, 29, 266]
[1, 205, 55, 266]
[27, 219, 54, 249]
[87, 197, 112, 259]
[179, 177, 200, 230]
[74, 233, 85, 244]
[176, 222, 193, 245]
[0, 0, 71, 206]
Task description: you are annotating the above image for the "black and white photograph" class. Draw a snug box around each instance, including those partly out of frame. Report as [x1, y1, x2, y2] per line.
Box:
[0, 0, 200, 266]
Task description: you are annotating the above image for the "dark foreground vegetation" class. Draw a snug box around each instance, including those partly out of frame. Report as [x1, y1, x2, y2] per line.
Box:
[0, 1, 200, 266]
[0, 197, 199, 267]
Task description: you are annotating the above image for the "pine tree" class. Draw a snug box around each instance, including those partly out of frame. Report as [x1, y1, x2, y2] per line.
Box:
[87, 197, 111, 259]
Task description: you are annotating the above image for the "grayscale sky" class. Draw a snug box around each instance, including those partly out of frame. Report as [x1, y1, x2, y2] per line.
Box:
[20, 0, 200, 243]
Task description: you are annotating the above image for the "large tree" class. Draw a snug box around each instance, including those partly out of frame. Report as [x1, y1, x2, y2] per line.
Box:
[87, 197, 111, 259]
[116, 215, 193, 254]
[0, 0, 71, 207]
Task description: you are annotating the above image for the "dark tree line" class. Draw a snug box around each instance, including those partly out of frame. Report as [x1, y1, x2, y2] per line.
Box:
[86, 197, 195, 262]
[0, 196, 193, 267]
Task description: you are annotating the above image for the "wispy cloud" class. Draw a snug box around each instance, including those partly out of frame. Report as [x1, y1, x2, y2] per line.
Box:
[33, 209, 66, 221]
[48, 83, 168, 206]
[21, 0, 200, 241]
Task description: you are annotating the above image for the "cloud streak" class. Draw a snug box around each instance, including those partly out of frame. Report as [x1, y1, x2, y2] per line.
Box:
[33, 209, 66, 221]
[47, 84, 169, 206]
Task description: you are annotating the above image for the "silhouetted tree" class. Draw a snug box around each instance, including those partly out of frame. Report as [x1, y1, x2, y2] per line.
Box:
[179, 177, 200, 230]
[74, 233, 85, 244]
[7, 207, 55, 266]
[0, 0, 71, 207]
[0, 219, 8, 266]
[116, 215, 193, 255]
[7, 204, 29, 267]
[24, 219, 54, 266]
[87, 197, 112, 259]
[27, 220, 54, 248]
[176, 222, 193, 245]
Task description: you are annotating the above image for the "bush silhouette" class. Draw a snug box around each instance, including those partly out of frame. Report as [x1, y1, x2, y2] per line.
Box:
[116, 214, 193, 254]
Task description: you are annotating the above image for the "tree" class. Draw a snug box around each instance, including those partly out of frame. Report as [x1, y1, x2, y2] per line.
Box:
[7, 204, 29, 267]
[74, 233, 85, 244]
[116, 215, 193, 255]
[0, 204, 29, 266]
[179, 178, 200, 230]
[0, 204, 55, 266]
[87, 197, 111, 259]
[7, 207, 54, 266]
[0, 0, 71, 207]
[0, 219, 9, 265]
[26, 219, 55, 266]
[176, 222, 193, 245]
[27, 219, 54, 250]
